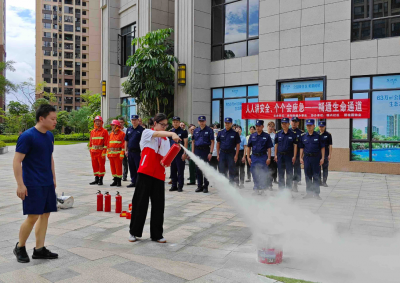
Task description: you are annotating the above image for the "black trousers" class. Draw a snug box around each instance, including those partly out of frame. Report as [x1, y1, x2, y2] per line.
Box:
[129, 173, 165, 240]
[268, 156, 278, 187]
[235, 150, 245, 185]
[319, 158, 329, 183]
[246, 156, 251, 180]
[210, 156, 218, 171]
[122, 155, 129, 180]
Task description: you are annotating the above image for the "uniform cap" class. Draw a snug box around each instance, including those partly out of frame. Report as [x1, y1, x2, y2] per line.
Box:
[281, 118, 289, 123]
[94, 116, 103, 122]
[318, 121, 326, 127]
[306, 119, 315, 125]
[224, 117, 233, 123]
[291, 117, 299, 122]
[131, 115, 139, 120]
[198, 116, 206, 121]
[256, 120, 264, 126]
[172, 116, 181, 121]
[110, 120, 121, 127]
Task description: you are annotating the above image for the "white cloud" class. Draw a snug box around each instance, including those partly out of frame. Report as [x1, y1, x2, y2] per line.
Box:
[5, 2, 35, 104]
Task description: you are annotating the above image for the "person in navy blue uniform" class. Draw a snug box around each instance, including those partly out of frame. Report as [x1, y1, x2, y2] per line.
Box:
[246, 120, 273, 195]
[125, 115, 144, 188]
[289, 117, 304, 192]
[192, 116, 215, 193]
[299, 119, 325, 200]
[274, 118, 298, 190]
[169, 116, 188, 192]
[216, 117, 241, 184]
[317, 121, 333, 187]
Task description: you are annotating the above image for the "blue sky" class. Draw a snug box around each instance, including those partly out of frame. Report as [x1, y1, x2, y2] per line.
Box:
[5, 0, 35, 104]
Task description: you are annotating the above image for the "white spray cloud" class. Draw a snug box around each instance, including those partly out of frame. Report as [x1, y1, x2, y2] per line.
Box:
[182, 146, 400, 283]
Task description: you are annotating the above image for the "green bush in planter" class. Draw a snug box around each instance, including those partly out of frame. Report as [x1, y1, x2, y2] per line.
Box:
[0, 141, 6, 148]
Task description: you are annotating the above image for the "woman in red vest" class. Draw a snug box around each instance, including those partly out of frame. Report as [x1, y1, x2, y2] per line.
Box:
[129, 113, 180, 243]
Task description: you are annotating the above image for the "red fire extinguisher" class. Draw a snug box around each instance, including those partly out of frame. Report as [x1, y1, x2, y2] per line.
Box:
[104, 191, 111, 212]
[115, 191, 122, 214]
[97, 190, 103, 211]
[161, 143, 182, 167]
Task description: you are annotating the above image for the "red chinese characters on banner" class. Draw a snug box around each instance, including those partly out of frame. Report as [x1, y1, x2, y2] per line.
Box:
[242, 99, 370, 119]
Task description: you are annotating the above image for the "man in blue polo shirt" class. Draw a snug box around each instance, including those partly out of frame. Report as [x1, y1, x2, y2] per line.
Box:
[299, 119, 325, 200]
[216, 117, 240, 185]
[192, 116, 214, 193]
[125, 115, 144, 188]
[13, 104, 59, 263]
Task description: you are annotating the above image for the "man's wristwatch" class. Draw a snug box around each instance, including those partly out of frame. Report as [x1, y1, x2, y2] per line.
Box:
[209, 152, 212, 154]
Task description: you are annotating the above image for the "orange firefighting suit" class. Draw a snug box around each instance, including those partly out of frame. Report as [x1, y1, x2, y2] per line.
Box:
[89, 123, 109, 177]
[107, 127, 126, 178]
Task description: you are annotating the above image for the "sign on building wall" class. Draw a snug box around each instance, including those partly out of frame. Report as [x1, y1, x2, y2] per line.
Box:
[242, 99, 370, 119]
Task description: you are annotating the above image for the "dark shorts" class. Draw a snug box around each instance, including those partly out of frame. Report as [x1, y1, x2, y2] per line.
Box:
[23, 185, 57, 215]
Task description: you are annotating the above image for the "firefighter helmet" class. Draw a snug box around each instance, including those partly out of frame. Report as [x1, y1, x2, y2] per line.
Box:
[94, 116, 103, 122]
[110, 120, 121, 127]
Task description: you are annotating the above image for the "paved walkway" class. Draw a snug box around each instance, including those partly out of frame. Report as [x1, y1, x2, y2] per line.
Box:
[0, 144, 399, 283]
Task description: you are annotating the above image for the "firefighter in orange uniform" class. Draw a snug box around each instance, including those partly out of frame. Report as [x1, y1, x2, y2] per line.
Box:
[89, 116, 109, 186]
[107, 120, 126, 187]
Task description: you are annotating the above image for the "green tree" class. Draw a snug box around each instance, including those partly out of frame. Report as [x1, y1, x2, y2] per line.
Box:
[122, 28, 178, 116]
[0, 61, 17, 99]
[68, 107, 91, 136]
[56, 111, 70, 133]
[81, 92, 101, 127]
[8, 101, 29, 116]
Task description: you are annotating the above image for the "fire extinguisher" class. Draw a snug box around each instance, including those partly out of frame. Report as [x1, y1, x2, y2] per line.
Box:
[161, 143, 182, 167]
[97, 190, 103, 211]
[115, 191, 122, 214]
[104, 191, 111, 212]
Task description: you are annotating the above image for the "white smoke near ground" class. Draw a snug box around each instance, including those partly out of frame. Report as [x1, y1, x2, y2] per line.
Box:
[182, 146, 400, 283]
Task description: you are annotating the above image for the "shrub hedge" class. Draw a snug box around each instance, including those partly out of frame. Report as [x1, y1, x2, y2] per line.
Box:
[0, 141, 6, 148]
[0, 133, 90, 143]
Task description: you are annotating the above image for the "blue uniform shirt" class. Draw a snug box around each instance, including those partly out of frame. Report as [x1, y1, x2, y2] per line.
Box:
[247, 131, 274, 155]
[239, 135, 247, 150]
[125, 125, 144, 150]
[216, 128, 241, 151]
[318, 131, 333, 156]
[193, 126, 214, 147]
[298, 131, 325, 154]
[170, 127, 188, 146]
[16, 127, 55, 186]
[275, 129, 298, 153]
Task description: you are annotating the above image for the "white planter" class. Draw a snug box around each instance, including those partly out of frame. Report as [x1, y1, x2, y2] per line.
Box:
[0, 147, 8, 155]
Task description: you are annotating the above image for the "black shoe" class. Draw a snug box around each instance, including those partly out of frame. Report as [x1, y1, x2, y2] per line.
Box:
[90, 176, 99, 185]
[187, 182, 196, 185]
[314, 194, 322, 200]
[273, 180, 278, 184]
[110, 178, 117, 186]
[13, 243, 30, 263]
[122, 178, 128, 182]
[187, 178, 190, 180]
[195, 187, 203, 193]
[203, 187, 208, 193]
[98, 177, 103, 186]
[245, 179, 251, 182]
[32, 246, 58, 260]
[169, 187, 178, 192]
[117, 178, 122, 187]
[178, 187, 183, 192]
[127, 183, 135, 188]
[323, 182, 328, 187]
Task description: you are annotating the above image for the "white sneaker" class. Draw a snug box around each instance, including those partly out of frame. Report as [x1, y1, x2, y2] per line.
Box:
[128, 234, 137, 242]
[156, 238, 167, 243]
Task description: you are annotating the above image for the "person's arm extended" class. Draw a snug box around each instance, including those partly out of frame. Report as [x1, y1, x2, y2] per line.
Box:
[13, 152, 27, 200]
[152, 131, 180, 142]
[52, 154, 56, 189]
[300, 148, 304, 164]
[216, 142, 220, 161]
[329, 145, 333, 160]
[267, 148, 271, 165]
[320, 147, 325, 165]
[234, 143, 240, 163]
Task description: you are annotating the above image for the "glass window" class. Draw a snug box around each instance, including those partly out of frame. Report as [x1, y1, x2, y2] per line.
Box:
[120, 23, 137, 78]
[351, 75, 400, 162]
[248, 97, 258, 133]
[212, 88, 223, 99]
[248, 85, 258, 97]
[224, 98, 247, 128]
[64, 24, 73, 32]
[352, 0, 400, 41]
[43, 23, 51, 29]
[121, 97, 137, 121]
[212, 100, 221, 125]
[224, 86, 246, 98]
[212, 0, 259, 61]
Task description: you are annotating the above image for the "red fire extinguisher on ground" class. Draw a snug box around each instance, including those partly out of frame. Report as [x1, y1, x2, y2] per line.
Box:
[161, 143, 182, 167]
[104, 192, 111, 212]
[97, 190, 103, 211]
[115, 191, 122, 214]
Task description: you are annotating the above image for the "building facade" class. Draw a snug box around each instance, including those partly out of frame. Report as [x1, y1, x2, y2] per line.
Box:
[0, 0, 6, 115]
[100, 0, 174, 121]
[101, 0, 400, 174]
[35, 0, 101, 112]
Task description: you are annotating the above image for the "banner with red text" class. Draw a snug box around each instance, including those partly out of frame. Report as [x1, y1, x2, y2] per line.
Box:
[241, 99, 370, 119]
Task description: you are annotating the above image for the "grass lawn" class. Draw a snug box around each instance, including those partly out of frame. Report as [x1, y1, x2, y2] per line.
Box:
[6, 141, 87, 146]
[262, 275, 319, 283]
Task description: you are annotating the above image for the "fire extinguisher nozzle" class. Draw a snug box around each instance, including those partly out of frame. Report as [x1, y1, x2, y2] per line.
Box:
[116, 191, 120, 195]
[97, 190, 101, 194]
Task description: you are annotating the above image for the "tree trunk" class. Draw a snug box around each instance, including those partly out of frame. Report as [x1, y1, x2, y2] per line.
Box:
[156, 97, 160, 114]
